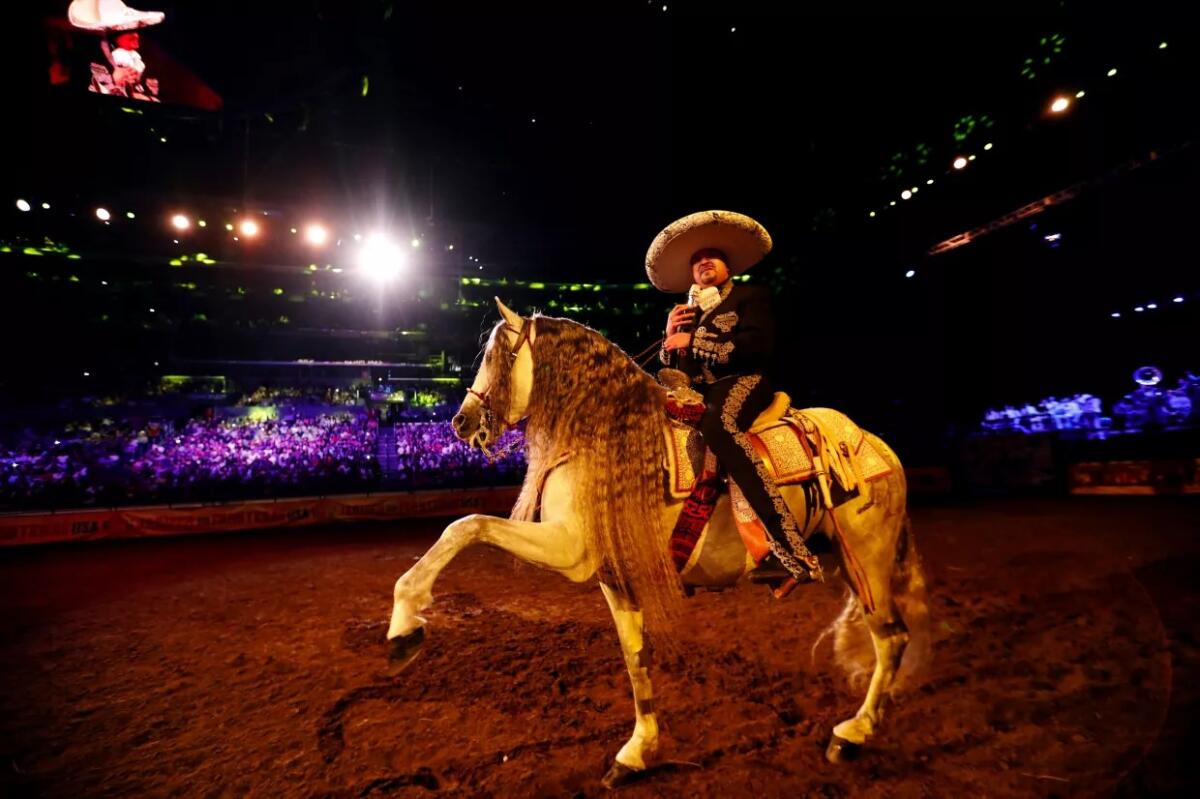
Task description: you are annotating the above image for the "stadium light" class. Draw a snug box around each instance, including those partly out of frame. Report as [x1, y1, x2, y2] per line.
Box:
[305, 224, 330, 247]
[953, 156, 968, 170]
[1050, 95, 1071, 113]
[16, 199, 30, 212]
[905, 270, 916, 278]
[95, 207, 111, 221]
[171, 214, 191, 231]
[239, 219, 260, 238]
[359, 233, 406, 281]
[901, 190, 912, 200]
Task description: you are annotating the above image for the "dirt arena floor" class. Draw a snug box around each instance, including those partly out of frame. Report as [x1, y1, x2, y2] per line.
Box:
[1, 496, 1198, 798]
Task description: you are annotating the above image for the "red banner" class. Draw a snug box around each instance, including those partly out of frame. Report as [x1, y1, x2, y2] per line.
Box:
[0, 488, 521, 547]
[1069, 459, 1200, 495]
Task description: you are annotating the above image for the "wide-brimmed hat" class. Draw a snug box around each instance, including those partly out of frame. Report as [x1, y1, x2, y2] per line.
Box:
[645, 210, 772, 293]
[69, 0, 164, 32]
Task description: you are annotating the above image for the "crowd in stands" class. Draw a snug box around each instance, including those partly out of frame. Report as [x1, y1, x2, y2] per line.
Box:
[981, 393, 1105, 434]
[979, 367, 1199, 436]
[2, 414, 381, 510]
[1, 393, 530, 510]
[236, 385, 359, 406]
[391, 422, 527, 489]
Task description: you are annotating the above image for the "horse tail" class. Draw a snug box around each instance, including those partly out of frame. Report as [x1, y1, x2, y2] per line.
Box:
[817, 513, 931, 692]
[818, 592, 873, 689]
[891, 513, 932, 691]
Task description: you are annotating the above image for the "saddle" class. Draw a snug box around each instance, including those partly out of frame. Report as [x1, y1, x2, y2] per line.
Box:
[661, 383, 893, 508]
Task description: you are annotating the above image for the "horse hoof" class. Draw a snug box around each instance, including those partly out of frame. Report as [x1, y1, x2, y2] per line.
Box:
[386, 626, 425, 675]
[601, 761, 641, 790]
[825, 734, 861, 764]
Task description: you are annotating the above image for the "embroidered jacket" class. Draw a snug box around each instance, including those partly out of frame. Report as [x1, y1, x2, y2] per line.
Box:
[660, 282, 775, 384]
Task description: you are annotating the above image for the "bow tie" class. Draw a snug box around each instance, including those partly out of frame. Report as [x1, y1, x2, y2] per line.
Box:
[688, 284, 722, 313]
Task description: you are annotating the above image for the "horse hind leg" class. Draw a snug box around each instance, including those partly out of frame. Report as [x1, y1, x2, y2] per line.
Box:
[826, 601, 909, 763]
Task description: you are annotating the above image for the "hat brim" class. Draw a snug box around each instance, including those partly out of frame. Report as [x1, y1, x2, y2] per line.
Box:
[645, 210, 772, 293]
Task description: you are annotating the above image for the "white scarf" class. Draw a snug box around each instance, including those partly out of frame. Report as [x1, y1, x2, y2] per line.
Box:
[688, 284, 722, 314]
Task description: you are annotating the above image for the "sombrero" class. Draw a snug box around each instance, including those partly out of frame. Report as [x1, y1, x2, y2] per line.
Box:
[68, 0, 164, 32]
[644, 210, 772, 293]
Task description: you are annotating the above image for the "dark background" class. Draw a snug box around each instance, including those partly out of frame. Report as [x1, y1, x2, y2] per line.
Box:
[5, 1, 1198, 439]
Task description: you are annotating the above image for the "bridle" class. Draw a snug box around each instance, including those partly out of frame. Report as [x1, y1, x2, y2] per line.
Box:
[459, 317, 533, 455]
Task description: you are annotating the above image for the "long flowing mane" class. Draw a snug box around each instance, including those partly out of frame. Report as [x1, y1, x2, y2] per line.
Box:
[503, 315, 681, 629]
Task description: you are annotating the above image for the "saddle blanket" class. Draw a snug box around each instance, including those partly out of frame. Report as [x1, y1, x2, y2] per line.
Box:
[663, 407, 893, 501]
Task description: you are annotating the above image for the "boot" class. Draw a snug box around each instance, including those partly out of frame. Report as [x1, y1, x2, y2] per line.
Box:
[747, 551, 792, 583]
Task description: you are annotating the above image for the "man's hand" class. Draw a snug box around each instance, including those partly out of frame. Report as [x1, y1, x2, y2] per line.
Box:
[663, 332, 692, 352]
[666, 304, 696, 336]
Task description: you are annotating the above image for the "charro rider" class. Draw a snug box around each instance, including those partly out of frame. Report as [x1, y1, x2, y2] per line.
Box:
[649, 210, 820, 584]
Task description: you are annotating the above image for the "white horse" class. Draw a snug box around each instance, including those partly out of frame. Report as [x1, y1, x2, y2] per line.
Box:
[386, 298, 929, 787]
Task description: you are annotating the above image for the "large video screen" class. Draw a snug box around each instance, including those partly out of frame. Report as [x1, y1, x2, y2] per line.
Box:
[46, 1, 222, 110]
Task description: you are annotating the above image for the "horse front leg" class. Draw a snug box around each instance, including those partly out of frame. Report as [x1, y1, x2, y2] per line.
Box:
[386, 514, 592, 669]
[599, 582, 660, 789]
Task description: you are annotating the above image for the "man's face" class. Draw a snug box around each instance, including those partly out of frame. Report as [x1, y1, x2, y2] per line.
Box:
[690, 248, 730, 287]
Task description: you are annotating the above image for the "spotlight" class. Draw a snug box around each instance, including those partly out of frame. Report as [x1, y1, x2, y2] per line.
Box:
[358, 234, 406, 281]
[953, 157, 968, 170]
[1050, 96, 1071, 113]
[910, 186, 919, 194]
[901, 190, 912, 200]
[239, 219, 260, 237]
[1173, 296, 1184, 303]
[41, 202, 51, 210]
[968, 154, 977, 161]
[126, 211, 136, 219]
[15, 199, 30, 212]
[1134, 306, 1144, 312]
[225, 223, 234, 231]
[905, 270, 916, 278]
[305, 224, 330, 247]
[95, 207, 111, 221]
[198, 220, 207, 228]
[171, 214, 190, 231]
[411, 238, 421, 248]
[1075, 90, 1086, 99]
[869, 211, 876, 218]
[1110, 312, 1121, 318]
[1107, 67, 1118, 77]
[926, 179, 934, 185]
[1146, 303, 1157, 310]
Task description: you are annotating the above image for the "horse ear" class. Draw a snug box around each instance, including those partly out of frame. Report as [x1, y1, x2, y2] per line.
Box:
[495, 296, 523, 329]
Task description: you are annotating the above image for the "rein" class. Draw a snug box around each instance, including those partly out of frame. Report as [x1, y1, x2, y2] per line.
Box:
[462, 317, 532, 460]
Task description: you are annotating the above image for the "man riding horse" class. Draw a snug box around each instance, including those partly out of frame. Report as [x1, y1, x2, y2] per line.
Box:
[650, 210, 820, 585]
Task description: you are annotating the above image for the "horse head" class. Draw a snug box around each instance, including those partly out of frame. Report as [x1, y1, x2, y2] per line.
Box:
[452, 297, 535, 452]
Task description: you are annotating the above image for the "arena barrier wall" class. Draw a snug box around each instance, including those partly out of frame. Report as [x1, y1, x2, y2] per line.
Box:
[0, 487, 522, 547]
[1069, 459, 1200, 495]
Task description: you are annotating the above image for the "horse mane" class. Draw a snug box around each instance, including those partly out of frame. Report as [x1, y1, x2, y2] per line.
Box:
[505, 315, 681, 630]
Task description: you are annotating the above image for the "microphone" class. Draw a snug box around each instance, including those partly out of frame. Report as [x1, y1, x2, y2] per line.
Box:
[678, 296, 698, 335]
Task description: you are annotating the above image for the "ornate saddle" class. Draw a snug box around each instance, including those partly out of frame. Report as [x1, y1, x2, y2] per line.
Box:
[660, 371, 893, 507]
